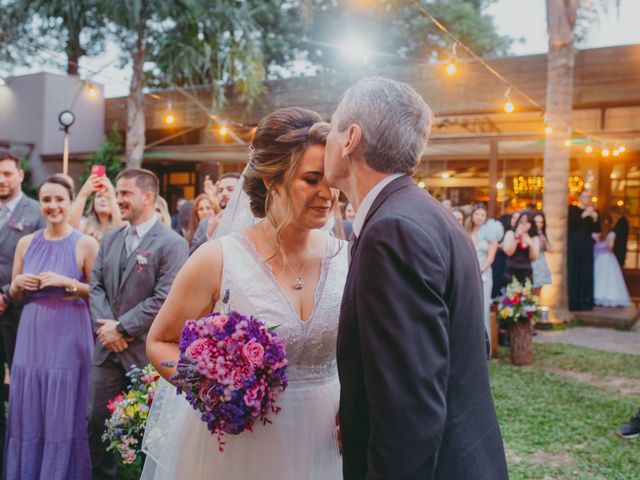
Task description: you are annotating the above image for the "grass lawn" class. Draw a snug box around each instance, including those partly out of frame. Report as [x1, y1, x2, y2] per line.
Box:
[491, 343, 640, 479]
[118, 342, 640, 479]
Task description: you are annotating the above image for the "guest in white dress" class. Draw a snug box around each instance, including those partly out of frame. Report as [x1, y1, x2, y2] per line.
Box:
[466, 204, 503, 348]
[143, 108, 347, 479]
[532, 211, 553, 296]
[593, 215, 630, 308]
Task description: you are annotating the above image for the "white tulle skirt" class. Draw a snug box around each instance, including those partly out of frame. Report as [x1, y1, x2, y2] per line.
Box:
[141, 376, 342, 480]
[594, 251, 631, 307]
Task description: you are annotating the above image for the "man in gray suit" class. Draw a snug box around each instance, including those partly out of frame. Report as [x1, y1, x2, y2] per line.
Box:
[0, 150, 45, 470]
[88, 168, 188, 479]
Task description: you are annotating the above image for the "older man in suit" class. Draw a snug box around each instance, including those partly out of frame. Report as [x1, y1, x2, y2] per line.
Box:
[88, 168, 188, 479]
[325, 78, 508, 479]
[0, 150, 45, 469]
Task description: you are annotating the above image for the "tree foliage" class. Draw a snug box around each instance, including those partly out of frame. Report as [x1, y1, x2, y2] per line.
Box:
[80, 124, 124, 186]
[1, 0, 105, 74]
[304, 0, 514, 70]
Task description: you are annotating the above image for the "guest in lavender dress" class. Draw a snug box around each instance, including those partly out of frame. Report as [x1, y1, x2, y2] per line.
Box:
[5, 176, 98, 479]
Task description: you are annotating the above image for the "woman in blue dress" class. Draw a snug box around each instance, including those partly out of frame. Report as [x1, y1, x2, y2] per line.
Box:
[6, 176, 98, 479]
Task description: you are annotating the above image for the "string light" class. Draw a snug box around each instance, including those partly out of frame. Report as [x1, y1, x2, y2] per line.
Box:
[87, 83, 97, 98]
[441, 172, 450, 180]
[445, 43, 458, 76]
[418, 181, 426, 188]
[564, 139, 572, 147]
[618, 145, 626, 153]
[617, 200, 625, 206]
[164, 101, 175, 125]
[601, 148, 610, 157]
[544, 125, 552, 135]
[496, 181, 504, 190]
[219, 125, 229, 136]
[585, 144, 593, 154]
[612, 149, 620, 156]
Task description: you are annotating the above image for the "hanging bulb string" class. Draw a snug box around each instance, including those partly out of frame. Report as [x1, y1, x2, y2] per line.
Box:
[409, 0, 625, 150]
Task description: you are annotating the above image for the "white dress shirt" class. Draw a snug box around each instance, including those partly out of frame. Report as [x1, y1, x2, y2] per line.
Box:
[352, 174, 405, 238]
[126, 215, 158, 253]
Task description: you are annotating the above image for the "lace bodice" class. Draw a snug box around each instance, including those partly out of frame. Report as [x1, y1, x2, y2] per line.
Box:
[215, 233, 348, 382]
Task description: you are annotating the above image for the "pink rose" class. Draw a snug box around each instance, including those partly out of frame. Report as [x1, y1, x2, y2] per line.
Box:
[242, 340, 265, 367]
[212, 314, 228, 329]
[185, 338, 209, 360]
[232, 366, 251, 388]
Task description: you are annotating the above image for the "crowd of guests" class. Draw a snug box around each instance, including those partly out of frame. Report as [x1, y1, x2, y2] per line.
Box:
[441, 194, 632, 344]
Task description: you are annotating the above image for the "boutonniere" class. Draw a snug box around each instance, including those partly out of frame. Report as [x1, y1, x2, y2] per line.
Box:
[135, 249, 151, 272]
[9, 218, 29, 232]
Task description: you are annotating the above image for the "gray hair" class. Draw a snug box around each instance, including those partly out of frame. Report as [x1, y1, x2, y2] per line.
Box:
[335, 77, 432, 174]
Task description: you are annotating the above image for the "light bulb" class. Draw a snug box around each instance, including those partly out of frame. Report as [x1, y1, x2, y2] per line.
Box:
[441, 172, 450, 180]
[601, 148, 610, 157]
[613, 149, 620, 156]
[618, 145, 626, 153]
[585, 145, 593, 154]
[496, 181, 504, 190]
[219, 126, 228, 136]
[504, 101, 514, 113]
[445, 61, 457, 76]
[165, 113, 175, 125]
[87, 84, 97, 98]
[544, 126, 552, 135]
[564, 139, 572, 147]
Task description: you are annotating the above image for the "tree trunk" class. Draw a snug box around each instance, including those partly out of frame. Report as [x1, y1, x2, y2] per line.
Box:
[125, 22, 147, 169]
[509, 320, 534, 366]
[542, 0, 580, 322]
[65, 35, 82, 76]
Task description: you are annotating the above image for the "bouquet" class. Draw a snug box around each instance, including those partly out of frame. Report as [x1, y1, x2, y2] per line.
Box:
[171, 300, 288, 451]
[498, 278, 541, 324]
[103, 364, 160, 464]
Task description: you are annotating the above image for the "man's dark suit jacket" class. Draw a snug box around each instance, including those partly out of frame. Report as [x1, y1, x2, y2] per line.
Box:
[337, 175, 508, 480]
[613, 216, 629, 268]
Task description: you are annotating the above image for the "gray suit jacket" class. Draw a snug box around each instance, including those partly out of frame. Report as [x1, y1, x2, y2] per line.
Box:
[0, 194, 45, 326]
[89, 221, 188, 369]
[189, 218, 209, 255]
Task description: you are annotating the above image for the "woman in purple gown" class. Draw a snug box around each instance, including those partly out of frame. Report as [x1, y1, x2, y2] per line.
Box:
[6, 176, 98, 479]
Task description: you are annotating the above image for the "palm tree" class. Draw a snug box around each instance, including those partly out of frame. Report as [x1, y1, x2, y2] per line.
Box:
[542, 0, 619, 320]
[541, 0, 580, 321]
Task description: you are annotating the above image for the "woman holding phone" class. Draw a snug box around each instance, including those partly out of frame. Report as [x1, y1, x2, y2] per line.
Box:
[69, 168, 123, 244]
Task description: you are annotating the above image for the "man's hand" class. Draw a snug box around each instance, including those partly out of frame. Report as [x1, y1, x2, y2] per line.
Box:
[0, 294, 8, 315]
[206, 214, 221, 237]
[97, 319, 132, 352]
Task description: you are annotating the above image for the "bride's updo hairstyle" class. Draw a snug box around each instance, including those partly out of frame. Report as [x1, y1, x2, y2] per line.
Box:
[244, 107, 329, 229]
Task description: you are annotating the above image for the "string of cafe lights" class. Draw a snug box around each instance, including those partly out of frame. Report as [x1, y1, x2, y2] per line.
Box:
[410, 0, 628, 158]
[9, 39, 252, 146]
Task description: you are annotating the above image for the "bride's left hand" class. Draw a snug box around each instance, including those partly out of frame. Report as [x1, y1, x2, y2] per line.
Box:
[336, 412, 342, 455]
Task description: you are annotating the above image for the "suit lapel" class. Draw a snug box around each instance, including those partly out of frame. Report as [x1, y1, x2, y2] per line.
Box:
[108, 227, 126, 294]
[350, 175, 415, 260]
[118, 222, 162, 290]
[0, 196, 29, 246]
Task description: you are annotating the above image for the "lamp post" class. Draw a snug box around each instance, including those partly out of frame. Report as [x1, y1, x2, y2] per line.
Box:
[58, 110, 75, 175]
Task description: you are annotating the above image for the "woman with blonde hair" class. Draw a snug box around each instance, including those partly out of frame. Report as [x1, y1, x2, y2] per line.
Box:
[465, 203, 502, 346]
[69, 174, 123, 244]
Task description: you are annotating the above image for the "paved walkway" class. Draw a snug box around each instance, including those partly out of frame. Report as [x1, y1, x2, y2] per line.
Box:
[535, 322, 640, 356]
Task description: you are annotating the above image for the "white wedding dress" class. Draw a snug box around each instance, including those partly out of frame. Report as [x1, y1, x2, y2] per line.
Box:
[141, 232, 347, 479]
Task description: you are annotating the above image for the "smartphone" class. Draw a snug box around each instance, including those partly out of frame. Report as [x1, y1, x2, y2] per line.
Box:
[91, 165, 106, 177]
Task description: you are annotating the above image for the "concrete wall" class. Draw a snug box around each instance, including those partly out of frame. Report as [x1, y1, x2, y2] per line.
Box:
[0, 72, 105, 186]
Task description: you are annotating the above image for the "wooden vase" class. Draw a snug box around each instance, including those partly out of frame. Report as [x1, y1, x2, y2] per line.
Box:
[508, 319, 534, 366]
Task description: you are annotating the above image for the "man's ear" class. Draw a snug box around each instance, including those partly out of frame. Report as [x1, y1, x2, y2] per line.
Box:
[17, 169, 25, 182]
[343, 124, 362, 157]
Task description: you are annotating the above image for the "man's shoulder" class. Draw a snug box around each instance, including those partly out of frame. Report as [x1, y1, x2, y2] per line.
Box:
[154, 223, 188, 249]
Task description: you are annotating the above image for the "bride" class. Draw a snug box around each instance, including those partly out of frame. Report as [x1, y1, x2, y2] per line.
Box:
[142, 107, 347, 479]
